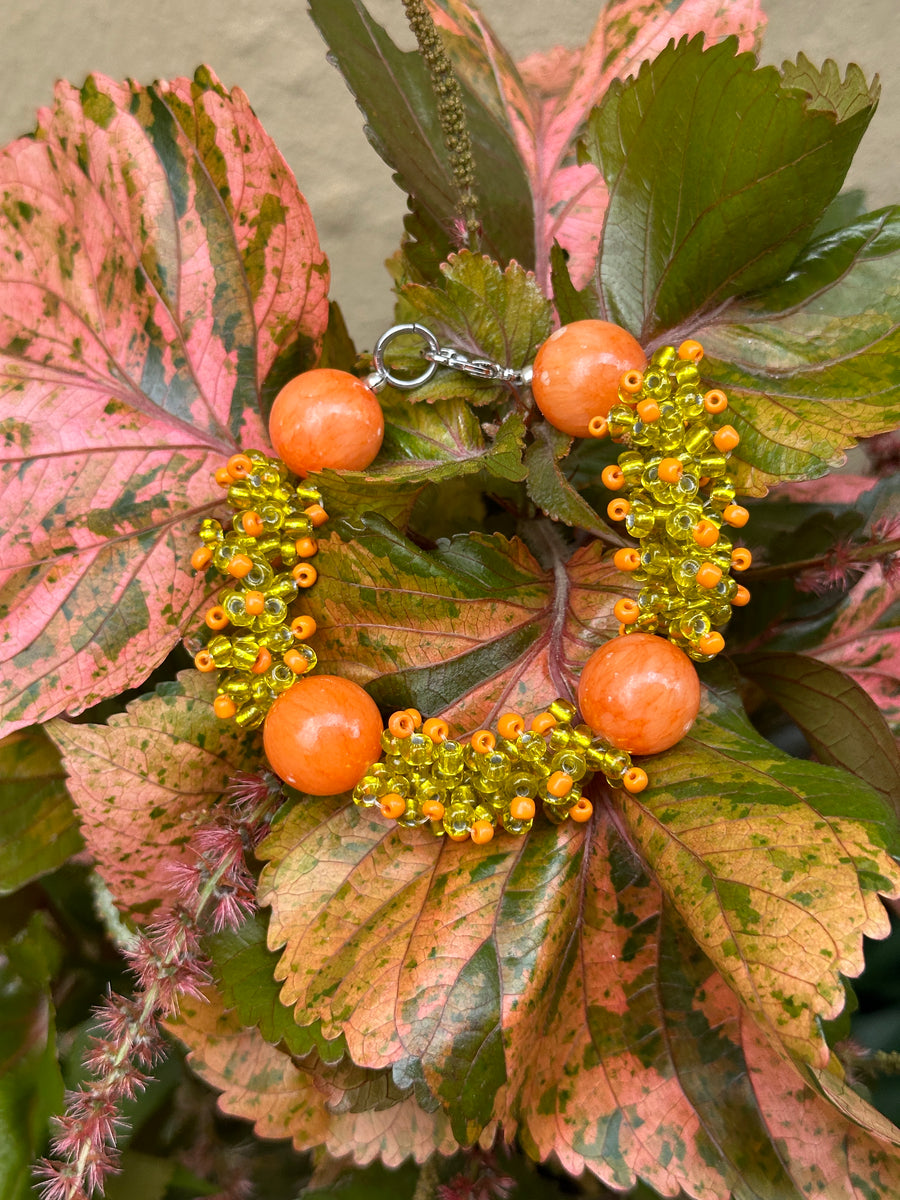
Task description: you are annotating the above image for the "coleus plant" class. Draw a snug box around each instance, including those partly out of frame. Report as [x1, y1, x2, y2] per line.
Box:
[1, 0, 900, 1197]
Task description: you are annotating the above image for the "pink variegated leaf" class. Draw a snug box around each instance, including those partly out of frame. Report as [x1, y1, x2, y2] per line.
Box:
[428, 0, 765, 290]
[0, 68, 329, 735]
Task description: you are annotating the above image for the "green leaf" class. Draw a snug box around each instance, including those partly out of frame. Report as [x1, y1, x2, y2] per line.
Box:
[103, 1153, 176, 1200]
[739, 652, 900, 806]
[583, 37, 878, 339]
[548, 243, 601, 326]
[301, 1158, 419, 1200]
[305, 513, 628, 724]
[307, 0, 534, 274]
[0, 915, 65, 1200]
[523, 422, 607, 534]
[616, 676, 900, 1066]
[695, 207, 900, 492]
[204, 912, 347, 1063]
[0, 726, 82, 895]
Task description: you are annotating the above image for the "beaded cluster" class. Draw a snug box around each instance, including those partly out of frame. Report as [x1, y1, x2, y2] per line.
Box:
[190, 451, 328, 728]
[353, 700, 650, 843]
[597, 341, 752, 661]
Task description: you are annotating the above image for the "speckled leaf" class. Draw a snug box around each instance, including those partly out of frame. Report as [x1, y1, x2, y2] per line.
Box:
[523, 421, 607, 534]
[427, 0, 765, 293]
[169, 986, 459, 1167]
[258, 798, 900, 1194]
[740, 651, 900, 804]
[615, 680, 900, 1067]
[303, 513, 631, 727]
[395, 252, 551, 408]
[0, 69, 329, 736]
[0, 726, 82, 894]
[46, 671, 259, 920]
[696, 208, 900, 493]
[584, 38, 878, 340]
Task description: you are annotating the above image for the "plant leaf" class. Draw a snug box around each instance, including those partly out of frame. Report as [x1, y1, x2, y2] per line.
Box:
[0, 69, 329, 735]
[47, 671, 258, 920]
[0, 726, 82, 895]
[523, 421, 607, 534]
[583, 38, 878, 339]
[615, 679, 900, 1066]
[696, 208, 900, 492]
[168, 986, 459, 1167]
[257, 799, 900, 1193]
[304, 514, 630, 725]
[739, 651, 900, 804]
[427, 0, 765, 293]
[307, 0, 533, 275]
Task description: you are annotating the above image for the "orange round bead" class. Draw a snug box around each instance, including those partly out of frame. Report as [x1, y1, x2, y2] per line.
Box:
[731, 548, 752, 571]
[227, 554, 253, 579]
[292, 563, 318, 587]
[547, 771, 573, 798]
[678, 339, 704, 363]
[692, 520, 719, 548]
[704, 389, 728, 414]
[602, 464, 625, 491]
[389, 710, 416, 739]
[380, 793, 406, 820]
[657, 458, 683, 484]
[636, 398, 661, 423]
[405, 708, 423, 729]
[577, 633, 701, 756]
[509, 796, 535, 821]
[713, 425, 740, 452]
[304, 504, 329, 527]
[263, 675, 383, 794]
[214, 466, 232, 488]
[470, 820, 495, 845]
[587, 416, 609, 438]
[623, 766, 649, 794]
[697, 631, 726, 656]
[284, 649, 312, 675]
[191, 546, 213, 571]
[723, 504, 750, 528]
[613, 548, 641, 572]
[470, 730, 496, 754]
[291, 615, 317, 640]
[613, 597, 640, 624]
[194, 650, 215, 673]
[569, 797, 593, 823]
[423, 717, 450, 743]
[530, 712, 556, 735]
[251, 647, 272, 674]
[608, 498, 630, 521]
[422, 798, 445, 821]
[620, 369, 644, 394]
[531, 320, 647, 437]
[295, 537, 318, 559]
[696, 563, 723, 589]
[241, 511, 264, 537]
[268, 369, 384, 476]
[213, 695, 236, 719]
[497, 712, 525, 739]
[733, 584, 751, 606]
[227, 453, 253, 480]
[244, 590, 266, 615]
[205, 606, 228, 631]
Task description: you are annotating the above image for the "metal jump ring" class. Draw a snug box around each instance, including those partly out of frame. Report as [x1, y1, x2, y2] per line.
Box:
[369, 323, 441, 391]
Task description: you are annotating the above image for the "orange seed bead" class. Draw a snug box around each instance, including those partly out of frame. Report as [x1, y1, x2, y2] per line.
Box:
[696, 563, 723, 589]
[509, 796, 536, 821]
[704, 389, 728, 414]
[291, 615, 317, 639]
[733, 584, 751, 606]
[531, 712, 556, 735]
[214, 466, 232, 487]
[205, 606, 228, 630]
[547, 771, 573, 798]
[636, 398, 661, 423]
[658, 457, 683, 484]
[731, 548, 752, 571]
[380, 793, 406, 820]
[191, 546, 213, 571]
[471, 730, 496, 754]
[613, 548, 641, 572]
[227, 553, 253, 579]
[588, 416, 609, 438]
[713, 425, 740, 452]
[244, 590, 266, 615]
[213, 695, 236, 719]
[227, 453, 253, 480]
[470, 820, 495, 844]
[613, 597, 640, 624]
[723, 504, 749, 528]
[194, 650, 216, 672]
[284, 649, 312, 674]
[422, 798, 445, 821]
[241, 510, 264, 537]
[405, 708, 423, 729]
[608, 498, 630, 521]
[620, 368, 644, 394]
[569, 798, 593, 823]
[623, 766, 649, 794]
[389, 711, 416, 739]
[602, 464, 625, 490]
[678, 339, 704, 363]
[497, 712, 525, 739]
[292, 563, 318, 587]
[698, 631, 726, 656]
[251, 647, 272, 674]
[422, 717, 450, 743]
[295, 537, 318, 558]
[304, 504, 329, 527]
[692, 520, 719, 548]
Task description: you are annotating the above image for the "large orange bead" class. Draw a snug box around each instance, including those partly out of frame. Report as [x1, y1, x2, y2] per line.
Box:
[262, 675, 383, 795]
[577, 634, 700, 756]
[531, 320, 647, 437]
[268, 368, 384, 476]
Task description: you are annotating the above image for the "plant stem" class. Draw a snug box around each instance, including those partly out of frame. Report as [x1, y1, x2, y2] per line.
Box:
[747, 536, 900, 582]
[402, 0, 481, 246]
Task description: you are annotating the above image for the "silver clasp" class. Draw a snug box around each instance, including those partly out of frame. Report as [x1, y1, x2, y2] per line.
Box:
[367, 322, 530, 392]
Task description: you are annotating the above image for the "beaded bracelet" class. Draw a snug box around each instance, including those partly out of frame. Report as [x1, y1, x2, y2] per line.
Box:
[189, 320, 750, 841]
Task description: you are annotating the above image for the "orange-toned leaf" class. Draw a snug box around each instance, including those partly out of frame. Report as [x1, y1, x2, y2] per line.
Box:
[0, 68, 329, 736]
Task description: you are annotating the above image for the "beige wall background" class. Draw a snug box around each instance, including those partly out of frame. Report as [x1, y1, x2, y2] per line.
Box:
[1, 0, 897, 350]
